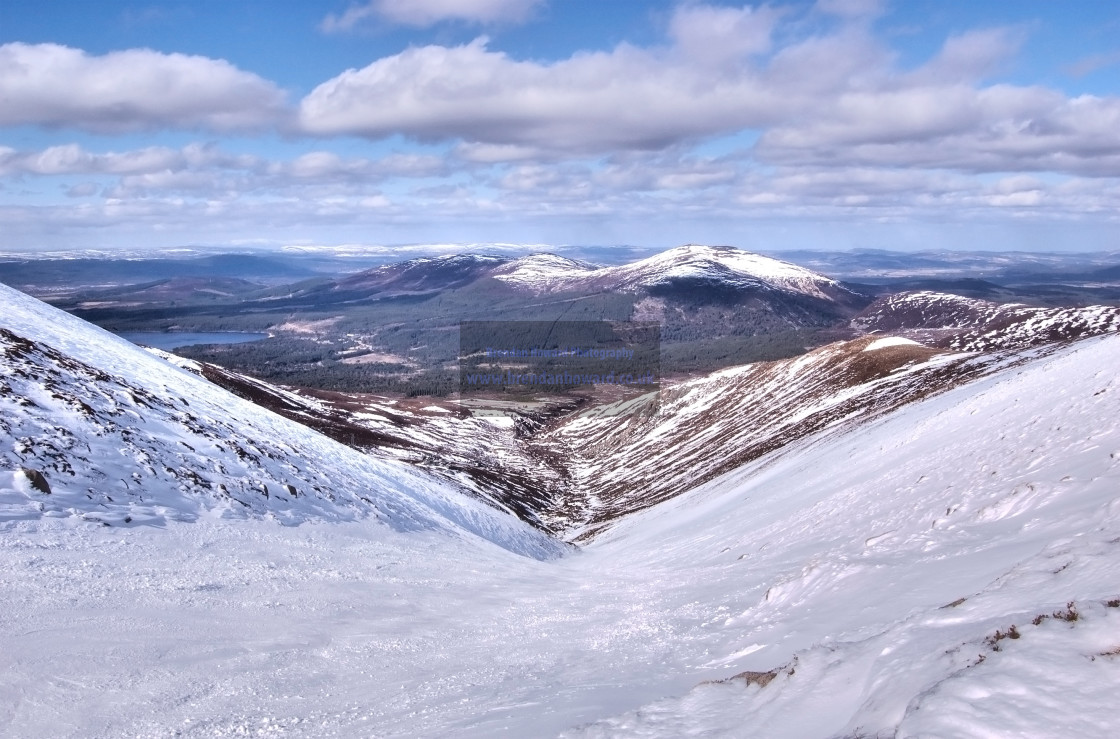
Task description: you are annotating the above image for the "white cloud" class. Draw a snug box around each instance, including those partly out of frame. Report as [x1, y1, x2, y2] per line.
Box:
[0, 43, 286, 133]
[668, 4, 783, 67]
[453, 142, 550, 163]
[0, 142, 453, 204]
[0, 144, 184, 176]
[0, 142, 273, 179]
[321, 0, 542, 32]
[297, 31, 787, 154]
[300, 5, 1120, 178]
[912, 28, 1024, 84]
[756, 87, 1120, 177]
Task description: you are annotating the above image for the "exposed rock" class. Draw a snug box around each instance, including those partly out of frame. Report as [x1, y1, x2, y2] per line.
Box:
[20, 467, 51, 494]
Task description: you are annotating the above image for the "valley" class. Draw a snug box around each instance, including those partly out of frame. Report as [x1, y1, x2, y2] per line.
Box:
[3, 245, 1120, 737]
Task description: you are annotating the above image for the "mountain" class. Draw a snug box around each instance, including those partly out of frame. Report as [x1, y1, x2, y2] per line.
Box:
[314, 244, 866, 307]
[495, 244, 851, 300]
[333, 253, 509, 295]
[769, 247, 1120, 281]
[855, 290, 1120, 351]
[62, 275, 269, 307]
[0, 253, 321, 293]
[0, 282, 563, 559]
[544, 335, 978, 537]
[165, 289, 1120, 542]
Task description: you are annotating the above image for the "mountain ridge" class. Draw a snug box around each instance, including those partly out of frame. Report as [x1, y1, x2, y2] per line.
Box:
[325, 243, 860, 303]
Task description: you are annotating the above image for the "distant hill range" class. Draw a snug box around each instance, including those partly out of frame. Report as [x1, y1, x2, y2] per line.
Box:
[6, 243, 1120, 394]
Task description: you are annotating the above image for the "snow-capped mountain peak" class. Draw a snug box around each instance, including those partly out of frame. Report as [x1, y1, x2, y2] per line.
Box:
[608, 244, 841, 296]
[493, 243, 847, 300]
[489, 253, 598, 289]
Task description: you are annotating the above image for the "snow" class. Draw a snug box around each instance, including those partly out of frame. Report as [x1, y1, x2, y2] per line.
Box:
[3, 282, 1120, 736]
[863, 336, 922, 351]
[479, 415, 517, 428]
[855, 290, 1120, 352]
[490, 253, 597, 290]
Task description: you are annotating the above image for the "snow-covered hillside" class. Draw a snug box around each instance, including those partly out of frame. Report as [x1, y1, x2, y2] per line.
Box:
[161, 354, 573, 533]
[3, 283, 1120, 737]
[545, 335, 997, 537]
[855, 290, 1120, 352]
[0, 283, 564, 559]
[570, 332, 1120, 737]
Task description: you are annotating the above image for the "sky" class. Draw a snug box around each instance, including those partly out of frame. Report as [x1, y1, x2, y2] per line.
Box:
[1, 0, 1119, 254]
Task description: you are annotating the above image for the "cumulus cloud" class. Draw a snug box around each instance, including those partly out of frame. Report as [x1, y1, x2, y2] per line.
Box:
[0, 142, 452, 203]
[0, 43, 286, 133]
[6, 1, 1120, 247]
[299, 3, 1120, 178]
[297, 32, 788, 153]
[0, 143, 264, 178]
[0, 144, 183, 176]
[321, 0, 542, 32]
[668, 3, 783, 66]
[756, 87, 1120, 177]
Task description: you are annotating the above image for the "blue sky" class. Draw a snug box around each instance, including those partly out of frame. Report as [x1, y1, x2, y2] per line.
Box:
[2, 0, 1119, 253]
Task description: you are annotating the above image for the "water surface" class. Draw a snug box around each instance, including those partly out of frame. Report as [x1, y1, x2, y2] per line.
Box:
[117, 331, 268, 350]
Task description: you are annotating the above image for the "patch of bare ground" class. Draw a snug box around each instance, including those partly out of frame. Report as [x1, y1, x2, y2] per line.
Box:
[703, 657, 797, 691]
[709, 670, 779, 688]
[338, 351, 416, 366]
[630, 296, 667, 322]
[272, 316, 342, 334]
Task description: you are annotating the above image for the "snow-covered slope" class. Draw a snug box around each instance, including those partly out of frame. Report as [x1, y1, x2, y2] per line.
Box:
[0, 283, 564, 559]
[162, 354, 572, 533]
[3, 326, 1118, 737]
[855, 290, 1120, 352]
[569, 332, 1120, 737]
[488, 252, 598, 289]
[545, 335, 1023, 537]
